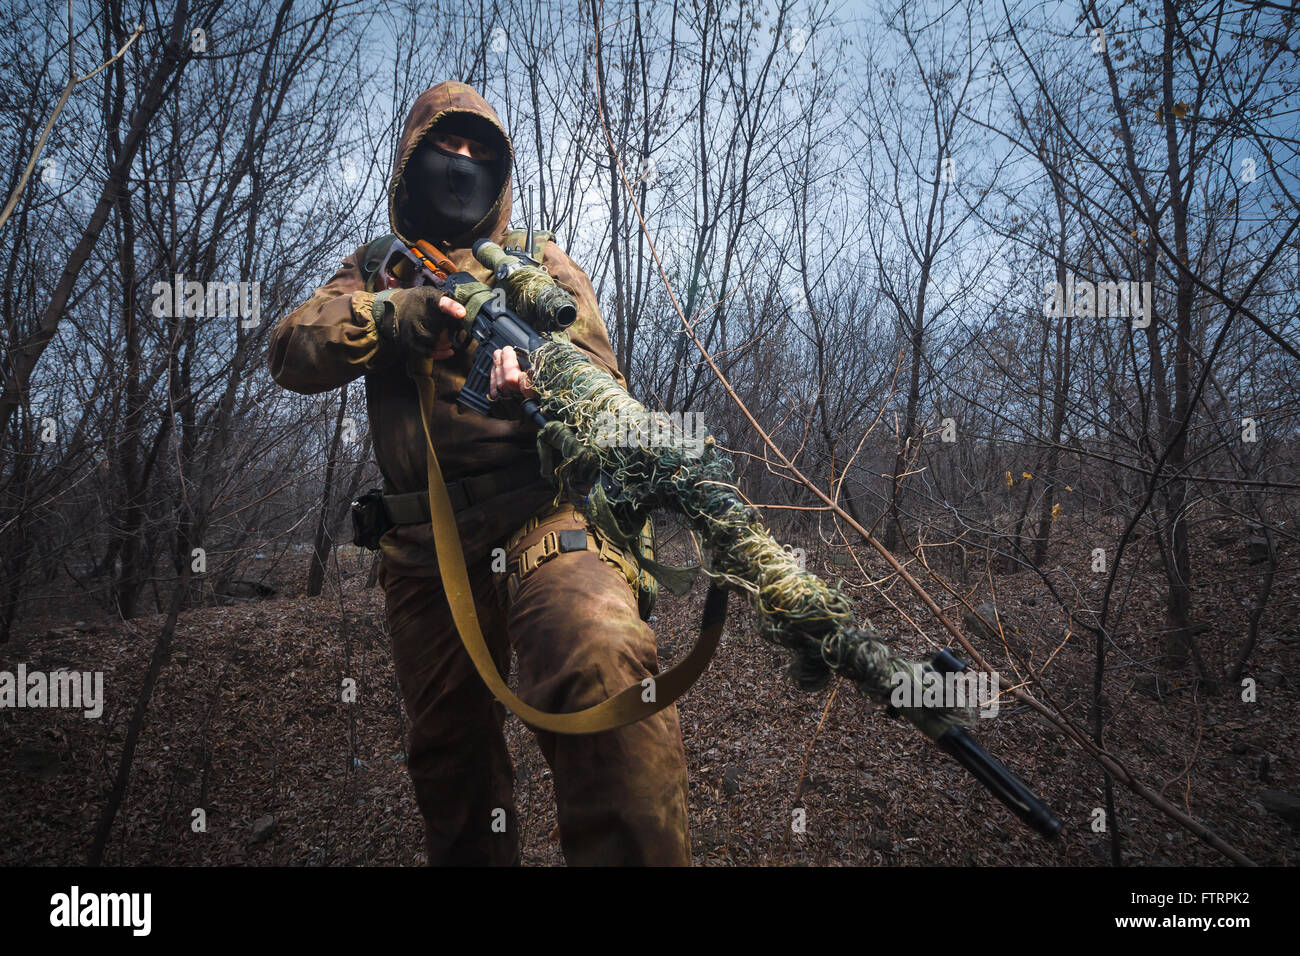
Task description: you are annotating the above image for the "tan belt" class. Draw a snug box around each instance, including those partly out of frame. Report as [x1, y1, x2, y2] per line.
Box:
[504, 519, 640, 604]
[410, 358, 725, 736]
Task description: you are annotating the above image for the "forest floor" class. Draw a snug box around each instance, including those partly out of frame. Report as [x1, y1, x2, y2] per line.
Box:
[2, 515, 1297, 866]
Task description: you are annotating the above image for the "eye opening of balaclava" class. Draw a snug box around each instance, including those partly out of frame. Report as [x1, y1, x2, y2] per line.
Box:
[402, 112, 508, 243]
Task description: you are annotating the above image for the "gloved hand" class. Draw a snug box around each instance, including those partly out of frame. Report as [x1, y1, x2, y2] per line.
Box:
[373, 286, 467, 360]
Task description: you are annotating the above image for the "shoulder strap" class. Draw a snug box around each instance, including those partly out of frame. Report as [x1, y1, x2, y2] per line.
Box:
[504, 227, 554, 264]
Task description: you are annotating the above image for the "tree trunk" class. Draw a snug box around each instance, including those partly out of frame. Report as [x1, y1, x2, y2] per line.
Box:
[307, 390, 349, 597]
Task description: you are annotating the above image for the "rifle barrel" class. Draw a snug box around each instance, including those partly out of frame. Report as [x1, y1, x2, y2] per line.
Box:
[929, 648, 1063, 839]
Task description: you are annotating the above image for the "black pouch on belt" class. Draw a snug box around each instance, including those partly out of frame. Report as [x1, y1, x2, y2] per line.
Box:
[350, 488, 393, 550]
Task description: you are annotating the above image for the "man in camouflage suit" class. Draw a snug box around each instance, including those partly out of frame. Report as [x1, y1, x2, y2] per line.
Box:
[268, 82, 690, 865]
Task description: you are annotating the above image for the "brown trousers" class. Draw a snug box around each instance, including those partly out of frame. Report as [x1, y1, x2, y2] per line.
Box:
[380, 503, 691, 866]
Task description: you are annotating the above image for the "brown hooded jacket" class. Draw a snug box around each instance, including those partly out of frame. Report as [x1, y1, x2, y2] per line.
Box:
[269, 81, 626, 576]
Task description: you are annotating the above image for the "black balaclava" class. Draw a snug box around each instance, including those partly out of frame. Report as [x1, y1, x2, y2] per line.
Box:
[403, 114, 505, 241]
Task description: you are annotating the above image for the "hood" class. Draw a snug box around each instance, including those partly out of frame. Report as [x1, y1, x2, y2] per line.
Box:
[389, 81, 513, 248]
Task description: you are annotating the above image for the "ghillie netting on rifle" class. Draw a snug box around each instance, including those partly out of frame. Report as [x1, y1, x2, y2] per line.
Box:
[528, 337, 973, 743]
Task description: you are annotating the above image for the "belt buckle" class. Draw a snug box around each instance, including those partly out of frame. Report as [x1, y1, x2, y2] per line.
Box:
[539, 530, 560, 560]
